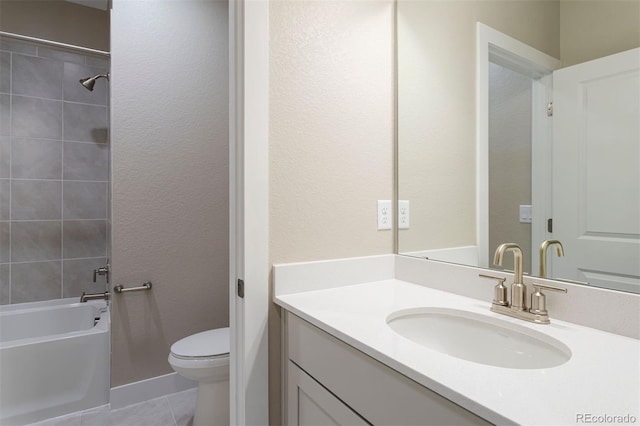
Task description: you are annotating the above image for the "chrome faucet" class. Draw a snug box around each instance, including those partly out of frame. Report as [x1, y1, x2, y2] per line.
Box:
[538, 239, 564, 278]
[80, 291, 110, 303]
[480, 243, 567, 324]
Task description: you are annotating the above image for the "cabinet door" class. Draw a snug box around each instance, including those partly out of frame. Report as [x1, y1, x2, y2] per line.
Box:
[287, 361, 370, 426]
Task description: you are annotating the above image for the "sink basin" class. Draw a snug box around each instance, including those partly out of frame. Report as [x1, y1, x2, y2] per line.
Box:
[387, 307, 571, 369]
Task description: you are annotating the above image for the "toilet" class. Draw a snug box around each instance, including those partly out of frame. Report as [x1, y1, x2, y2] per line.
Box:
[168, 327, 230, 426]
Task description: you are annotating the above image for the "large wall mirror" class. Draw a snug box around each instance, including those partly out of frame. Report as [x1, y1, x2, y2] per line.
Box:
[397, 0, 640, 294]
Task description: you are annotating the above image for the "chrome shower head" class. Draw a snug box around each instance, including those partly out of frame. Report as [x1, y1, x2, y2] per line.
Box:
[79, 73, 110, 91]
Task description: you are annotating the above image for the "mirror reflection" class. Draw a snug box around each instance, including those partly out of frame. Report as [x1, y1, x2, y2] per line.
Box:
[397, 0, 640, 293]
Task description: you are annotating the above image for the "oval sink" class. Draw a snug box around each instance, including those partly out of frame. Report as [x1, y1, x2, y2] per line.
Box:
[387, 307, 571, 369]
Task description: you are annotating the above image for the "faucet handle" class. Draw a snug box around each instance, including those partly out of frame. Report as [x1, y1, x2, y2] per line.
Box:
[530, 282, 567, 315]
[479, 274, 509, 307]
[93, 266, 109, 283]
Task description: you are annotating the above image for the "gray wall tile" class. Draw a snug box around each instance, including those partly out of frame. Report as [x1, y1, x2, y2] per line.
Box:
[12, 180, 61, 220]
[12, 54, 63, 100]
[64, 62, 107, 106]
[85, 56, 108, 68]
[11, 261, 62, 303]
[0, 264, 9, 305]
[64, 181, 107, 220]
[0, 51, 10, 93]
[0, 136, 9, 178]
[2, 41, 110, 305]
[62, 257, 107, 297]
[11, 221, 61, 262]
[0, 94, 9, 136]
[0, 222, 9, 262]
[12, 138, 62, 179]
[63, 142, 109, 180]
[0, 39, 37, 56]
[11, 95, 62, 139]
[63, 102, 108, 143]
[63, 220, 106, 259]
[37, 47, 85, 65]
[0, 180, 9, 220]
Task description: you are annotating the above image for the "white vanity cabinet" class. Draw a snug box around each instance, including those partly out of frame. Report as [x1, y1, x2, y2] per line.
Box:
[284, 312, 491, 426]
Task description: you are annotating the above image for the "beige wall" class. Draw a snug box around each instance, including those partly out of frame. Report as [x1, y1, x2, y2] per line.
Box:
[397, 0, 560, 254]
[560, 0, 640, 67]
[110, 0, 228, 386]
[269, 0, 395, 422]
[0, 0, 109, 51]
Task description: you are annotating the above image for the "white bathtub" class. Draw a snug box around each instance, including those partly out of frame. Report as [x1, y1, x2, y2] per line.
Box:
[0, 298, 110, 425]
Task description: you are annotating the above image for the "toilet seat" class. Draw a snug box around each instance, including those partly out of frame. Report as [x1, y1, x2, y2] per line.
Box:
[170, 327, 229, 360]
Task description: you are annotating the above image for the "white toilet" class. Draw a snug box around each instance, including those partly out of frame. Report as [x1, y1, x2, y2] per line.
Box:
[168, 327, 230, 426]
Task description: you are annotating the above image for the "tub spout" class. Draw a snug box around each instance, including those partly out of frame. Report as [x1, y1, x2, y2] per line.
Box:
[80, 291, 110, 303]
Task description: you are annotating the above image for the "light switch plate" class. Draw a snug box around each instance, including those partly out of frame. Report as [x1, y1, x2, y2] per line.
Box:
[519, 205, 532, 223]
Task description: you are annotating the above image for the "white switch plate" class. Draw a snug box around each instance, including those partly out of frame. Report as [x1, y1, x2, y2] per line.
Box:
[377, 200, 392, 230]
[519, 205, 532, 223]
[398, 200, 410, 229]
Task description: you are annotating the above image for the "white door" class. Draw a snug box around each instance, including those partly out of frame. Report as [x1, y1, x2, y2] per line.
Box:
[552, 48, 640, 293]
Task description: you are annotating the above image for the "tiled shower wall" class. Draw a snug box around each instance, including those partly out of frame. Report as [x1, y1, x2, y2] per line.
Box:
[0, 38, 110, 304]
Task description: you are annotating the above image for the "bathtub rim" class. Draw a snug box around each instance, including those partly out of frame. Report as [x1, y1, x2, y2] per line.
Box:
[0, 299, 109, 350]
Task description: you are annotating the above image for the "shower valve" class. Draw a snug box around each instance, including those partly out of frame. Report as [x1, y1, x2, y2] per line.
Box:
[93, 267, 109, 283]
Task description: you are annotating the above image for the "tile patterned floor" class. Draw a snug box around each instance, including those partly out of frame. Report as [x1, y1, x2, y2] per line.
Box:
[32, 388, 197, 426]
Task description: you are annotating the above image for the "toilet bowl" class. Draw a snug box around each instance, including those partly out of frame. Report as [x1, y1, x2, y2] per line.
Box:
[168, 328, 230, 426]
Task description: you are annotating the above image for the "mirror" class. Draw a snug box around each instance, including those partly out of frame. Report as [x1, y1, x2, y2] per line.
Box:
[397, 0, 640, 293]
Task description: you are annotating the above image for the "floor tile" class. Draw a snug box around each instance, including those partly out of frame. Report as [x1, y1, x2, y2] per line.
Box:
[32, 412, 82, 426]
[167, 388, 197, 426]
[110, 396, 176, 426]
[80, 405, 111, 426]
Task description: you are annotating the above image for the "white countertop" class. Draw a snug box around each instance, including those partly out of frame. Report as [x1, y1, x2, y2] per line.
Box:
[275, 278, 640, 425]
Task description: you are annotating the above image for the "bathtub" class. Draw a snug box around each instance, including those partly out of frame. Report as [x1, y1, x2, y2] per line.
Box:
[0, 298, 110, 425]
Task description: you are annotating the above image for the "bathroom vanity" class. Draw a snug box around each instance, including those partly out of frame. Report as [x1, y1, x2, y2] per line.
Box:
[285, 312, 489, 425]
[274, 255, 640, 425]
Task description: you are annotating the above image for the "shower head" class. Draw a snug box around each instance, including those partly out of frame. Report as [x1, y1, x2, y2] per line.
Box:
[79, 73, 110, 91]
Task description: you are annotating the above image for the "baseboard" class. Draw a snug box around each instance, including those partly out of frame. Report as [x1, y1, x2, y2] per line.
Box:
[110, 372, 196, 409]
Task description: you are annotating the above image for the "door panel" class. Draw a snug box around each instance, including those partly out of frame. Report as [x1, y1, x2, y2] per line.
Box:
[552, 48, 640, 293]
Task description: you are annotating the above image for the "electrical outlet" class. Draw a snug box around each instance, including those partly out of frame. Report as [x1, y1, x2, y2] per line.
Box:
[398, 200, 410, 229]
[377, 200, 392, 230]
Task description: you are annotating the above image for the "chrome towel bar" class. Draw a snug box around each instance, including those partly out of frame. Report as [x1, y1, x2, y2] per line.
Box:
[113, 282, 152, 294]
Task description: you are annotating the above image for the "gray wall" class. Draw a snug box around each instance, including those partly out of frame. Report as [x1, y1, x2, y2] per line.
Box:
[488, 62, 532, 274]
[0, 38, 109, 304]
[110, 0, 229, 387]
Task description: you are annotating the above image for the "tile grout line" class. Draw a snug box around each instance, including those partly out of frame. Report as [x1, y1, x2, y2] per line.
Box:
[61, 61, 65, 299]
[11, 92, 108, 108]
[8, 50, 12, 303]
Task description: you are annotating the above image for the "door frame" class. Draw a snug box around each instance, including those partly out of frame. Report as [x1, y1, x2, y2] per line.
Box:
[229, 0, 270, 424]
[476, 23, 561, 271]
